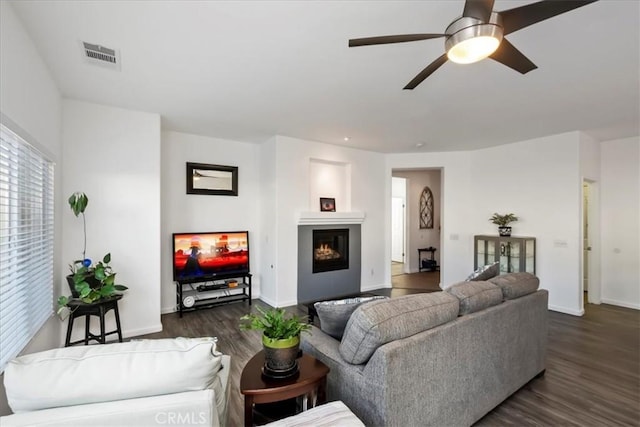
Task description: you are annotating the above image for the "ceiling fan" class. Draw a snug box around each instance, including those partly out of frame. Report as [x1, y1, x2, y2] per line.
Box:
[349, 0, 598, 89]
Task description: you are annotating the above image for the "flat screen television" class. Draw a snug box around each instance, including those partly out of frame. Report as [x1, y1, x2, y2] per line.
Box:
[172, 231, 250, 283]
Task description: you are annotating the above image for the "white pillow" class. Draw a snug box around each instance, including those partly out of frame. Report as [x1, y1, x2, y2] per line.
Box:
[466, 261, 500, 281]
[5, 337, 223, 413]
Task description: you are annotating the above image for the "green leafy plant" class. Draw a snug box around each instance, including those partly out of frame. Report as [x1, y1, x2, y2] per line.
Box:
[239, 307, 311, 341]
[57, 192, 127, 316]
[68, 192, 88, 259]
[489, 213, 518, 227]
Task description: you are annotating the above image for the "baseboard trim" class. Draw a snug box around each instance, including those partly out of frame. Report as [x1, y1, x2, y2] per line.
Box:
[548, 305, 584, 316]
[259, 295, 278, 308]
[601, 298, 640, 310]
[259, 297, 298, 308]
[161, 306, 176, 314]
[125, 323, 163, 339]
[362, 284, 390, 292]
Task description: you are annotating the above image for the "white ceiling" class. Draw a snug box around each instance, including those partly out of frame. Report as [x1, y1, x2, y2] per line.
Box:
[9, 0, 640, 153]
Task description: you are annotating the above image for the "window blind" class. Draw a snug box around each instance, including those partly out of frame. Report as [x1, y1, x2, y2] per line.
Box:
[0, 123, 54, 372]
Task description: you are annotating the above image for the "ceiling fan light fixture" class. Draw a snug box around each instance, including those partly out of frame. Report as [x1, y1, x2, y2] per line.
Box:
[447, 34, 501, 64]
[445, 14, 503, 65]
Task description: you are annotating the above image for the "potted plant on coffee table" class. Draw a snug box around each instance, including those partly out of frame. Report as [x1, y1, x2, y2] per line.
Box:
[240, 307, 311, 378]
[489, 213, 519, 237]
[57, 192, 128, 317]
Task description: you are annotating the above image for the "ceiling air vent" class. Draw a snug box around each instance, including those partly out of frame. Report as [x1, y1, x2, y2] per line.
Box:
[81, 41, 120, 70]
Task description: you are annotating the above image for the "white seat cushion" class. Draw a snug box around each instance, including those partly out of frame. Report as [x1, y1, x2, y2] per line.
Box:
[0, 390, 217, 427]
[264, 401, 365, 427]
[5, 337, 223, 412]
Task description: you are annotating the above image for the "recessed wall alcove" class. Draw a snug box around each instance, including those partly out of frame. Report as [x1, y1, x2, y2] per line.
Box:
[297, 157, 362, 303]
[308, 158, 351, 212]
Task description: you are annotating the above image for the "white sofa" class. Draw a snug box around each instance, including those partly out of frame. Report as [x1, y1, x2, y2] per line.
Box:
[1, 337, 230, 426]
[264, 401, 364, 427]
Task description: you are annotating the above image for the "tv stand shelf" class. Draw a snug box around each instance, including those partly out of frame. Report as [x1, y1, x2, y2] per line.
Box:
[176, 273, 252, 317]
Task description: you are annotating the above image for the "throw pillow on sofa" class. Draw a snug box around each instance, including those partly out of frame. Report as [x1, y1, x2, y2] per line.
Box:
[466, 261, 500, 281]
[314, 296, 388, 339]
[446, 281, 503, 315]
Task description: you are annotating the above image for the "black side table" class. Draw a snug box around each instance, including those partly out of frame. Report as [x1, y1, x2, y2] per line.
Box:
[418, 247, 439, 272]
[64, 295, 123, 346]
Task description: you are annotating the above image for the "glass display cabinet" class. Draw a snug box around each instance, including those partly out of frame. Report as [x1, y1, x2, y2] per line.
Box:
[474, 235, 536, 274]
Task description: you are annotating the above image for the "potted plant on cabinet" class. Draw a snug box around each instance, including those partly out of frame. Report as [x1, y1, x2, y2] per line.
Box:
[489, 213, 519, 237]
[240, 307, 311, 378]
[57, 192, 127, 317]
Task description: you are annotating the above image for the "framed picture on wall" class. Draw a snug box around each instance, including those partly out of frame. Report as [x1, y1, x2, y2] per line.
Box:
[320, 197, 336, 212]
[186, 162, 238, 196]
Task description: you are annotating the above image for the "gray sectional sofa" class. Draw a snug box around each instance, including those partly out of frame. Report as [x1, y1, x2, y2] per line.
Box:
[301, 272, 548, 427]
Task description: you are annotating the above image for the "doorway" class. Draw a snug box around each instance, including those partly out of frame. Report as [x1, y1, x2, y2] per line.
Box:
[391, 177, 407, 276]
[582, 179, 601, 308]
[391, 169, 442, 292]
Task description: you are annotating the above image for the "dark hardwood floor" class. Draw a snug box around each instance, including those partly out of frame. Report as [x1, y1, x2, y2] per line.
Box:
[391, 269, 441, 291]
[138, 292, 640, 427]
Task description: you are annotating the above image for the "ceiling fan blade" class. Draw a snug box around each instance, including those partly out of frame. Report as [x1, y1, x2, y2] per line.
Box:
[489, 38, 537, 74]
[403, 54, 448, 90]
[500, 0, 598, 35]
[349, 34, 444, 47]
[463, 0, 495, 22]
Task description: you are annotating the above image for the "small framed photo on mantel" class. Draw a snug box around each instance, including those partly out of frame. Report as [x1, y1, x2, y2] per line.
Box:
[320, 197, 336, 212]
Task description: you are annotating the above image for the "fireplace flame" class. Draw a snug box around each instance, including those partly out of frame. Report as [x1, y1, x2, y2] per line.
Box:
[315, 243, 341, 260]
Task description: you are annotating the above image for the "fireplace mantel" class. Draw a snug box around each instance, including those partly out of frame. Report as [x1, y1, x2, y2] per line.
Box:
[298, 211, 365, 225]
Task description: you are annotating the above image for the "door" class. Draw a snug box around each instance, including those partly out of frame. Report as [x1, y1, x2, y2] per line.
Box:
[391, 197, 405, 263]
[582, 179, 601, 305]
[583, 182, 590, 295]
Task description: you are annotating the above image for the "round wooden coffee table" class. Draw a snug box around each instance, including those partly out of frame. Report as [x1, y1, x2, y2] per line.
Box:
[240, 350, 329, 427]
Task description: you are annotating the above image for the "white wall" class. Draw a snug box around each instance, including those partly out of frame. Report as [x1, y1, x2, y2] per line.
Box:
[262, 136, 387, 307]
[600, 137, 640, 309]
[469, 132, 583, 315]
[62, 100, 162, 339]
[259, 137, 278, 303]
[161, 130, 262, 312]
[0, 1, 62, 416]
[388, 133, 590, 315]
[387, 151, 473, 288]
[392, 170, 442, 272]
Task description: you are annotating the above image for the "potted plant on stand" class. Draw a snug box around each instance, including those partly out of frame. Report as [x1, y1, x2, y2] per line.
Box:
[57, 192, 127, 317]
[240, 307, 311, 378]
[489, 213, 519, 237]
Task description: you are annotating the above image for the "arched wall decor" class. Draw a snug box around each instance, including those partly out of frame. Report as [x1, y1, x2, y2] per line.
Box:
[419, 186, 434, 229]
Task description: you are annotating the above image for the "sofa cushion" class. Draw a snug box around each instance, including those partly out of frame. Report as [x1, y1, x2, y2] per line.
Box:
[264, 401, 365, 427]
[0, 389, 218, 427]
[315, 296, 388, 340]
[339, 292, 459, 364]
[446, 281, 503, 315]
[489, 272, 540, 300]
[466, 261, 500, 281]
[5, 337, 224, 413]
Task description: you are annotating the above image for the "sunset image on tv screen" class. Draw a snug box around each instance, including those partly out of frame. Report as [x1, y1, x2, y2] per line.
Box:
[173, 232, 249, 281]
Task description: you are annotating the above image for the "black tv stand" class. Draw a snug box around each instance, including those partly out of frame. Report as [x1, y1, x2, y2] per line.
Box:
[175, 273, 252, 317]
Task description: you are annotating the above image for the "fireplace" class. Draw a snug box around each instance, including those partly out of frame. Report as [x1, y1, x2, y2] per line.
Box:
[313, 229, 349, 273]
